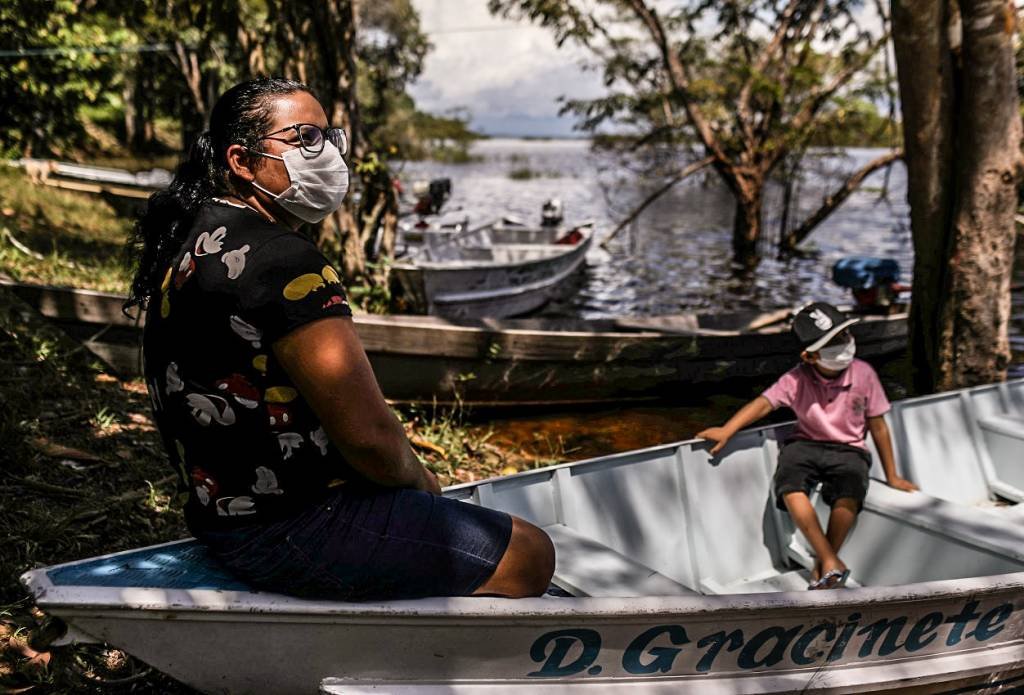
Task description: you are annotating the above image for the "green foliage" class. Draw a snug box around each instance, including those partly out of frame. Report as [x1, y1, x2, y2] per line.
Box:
[491, 0, 893, 153]
[0, 0, 122, 157]
[402, 109, 482, 162]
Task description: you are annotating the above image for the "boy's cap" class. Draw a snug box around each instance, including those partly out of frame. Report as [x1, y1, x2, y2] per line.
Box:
[793, 302, 859, 352]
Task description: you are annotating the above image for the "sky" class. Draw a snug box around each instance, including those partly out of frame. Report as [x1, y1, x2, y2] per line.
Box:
[409, 0, 605, 138]
[409, 1, 886, 139]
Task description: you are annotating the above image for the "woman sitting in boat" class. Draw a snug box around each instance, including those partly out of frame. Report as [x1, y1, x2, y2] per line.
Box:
[696, 302, 917, 590]
[124, 77, 554, 601]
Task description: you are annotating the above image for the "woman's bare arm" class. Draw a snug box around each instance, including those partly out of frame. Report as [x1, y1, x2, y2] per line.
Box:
[273, 316, 440, 494]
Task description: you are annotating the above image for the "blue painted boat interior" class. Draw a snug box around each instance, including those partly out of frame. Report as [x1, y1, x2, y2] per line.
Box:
[47, 541, 250, 591]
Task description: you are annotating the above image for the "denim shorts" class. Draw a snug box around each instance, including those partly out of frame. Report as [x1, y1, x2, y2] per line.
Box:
[196, 482, 513, 601]
[774, 439, 872, 511]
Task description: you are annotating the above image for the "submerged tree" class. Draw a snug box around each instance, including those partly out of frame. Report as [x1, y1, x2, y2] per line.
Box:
[892, 0, 1021, 392]
[489, 0, 901, 264]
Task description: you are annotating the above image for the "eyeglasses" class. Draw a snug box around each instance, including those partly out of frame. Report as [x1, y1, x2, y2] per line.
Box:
[259, 123, 348, 156]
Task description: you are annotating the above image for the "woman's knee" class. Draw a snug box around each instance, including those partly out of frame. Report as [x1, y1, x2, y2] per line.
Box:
[518, 519, 555, 579]
[475, 517, 554, 597]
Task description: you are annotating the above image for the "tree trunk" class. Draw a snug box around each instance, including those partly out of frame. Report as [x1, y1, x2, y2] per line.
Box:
[943, 0, 1021, 388]
[893, 0, 957, 395]
[732, 187, 763, 263]
[893, 0, 1021, 393]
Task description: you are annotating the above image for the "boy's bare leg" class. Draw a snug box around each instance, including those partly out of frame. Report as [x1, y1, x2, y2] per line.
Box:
[782, 491, 847, 581]
[825, 498, 859, 554]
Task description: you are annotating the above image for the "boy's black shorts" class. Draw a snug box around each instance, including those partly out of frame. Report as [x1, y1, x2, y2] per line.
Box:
[774, 439, 872, 511]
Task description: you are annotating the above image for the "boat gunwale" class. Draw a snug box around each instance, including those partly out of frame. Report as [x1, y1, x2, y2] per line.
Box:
[22, 560, 1024, 621]
[0, 278, 905, 342]
[391, 227, 593, 273]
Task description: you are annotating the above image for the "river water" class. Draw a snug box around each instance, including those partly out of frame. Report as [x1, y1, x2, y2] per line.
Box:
[400, 138, 1024, 460]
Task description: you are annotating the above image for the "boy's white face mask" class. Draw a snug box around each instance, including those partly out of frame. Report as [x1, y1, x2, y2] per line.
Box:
[816, 335, 856, 371]
[252, 141, 349, 223]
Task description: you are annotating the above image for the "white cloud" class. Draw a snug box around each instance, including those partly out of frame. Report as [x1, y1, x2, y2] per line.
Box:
[410, 0, 604, 135]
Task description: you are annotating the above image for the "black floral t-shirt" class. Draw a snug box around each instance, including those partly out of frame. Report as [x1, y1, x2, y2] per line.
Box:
[143, 200, 357, 532]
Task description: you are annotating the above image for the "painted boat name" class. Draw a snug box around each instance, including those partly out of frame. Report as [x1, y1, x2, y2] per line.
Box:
[528, 600, 1013, 677]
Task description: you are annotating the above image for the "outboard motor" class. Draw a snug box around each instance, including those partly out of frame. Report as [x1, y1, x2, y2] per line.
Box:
[832, 257, 908, 312]
[541, 198, 563, 227]
[413, 178, 452, 215]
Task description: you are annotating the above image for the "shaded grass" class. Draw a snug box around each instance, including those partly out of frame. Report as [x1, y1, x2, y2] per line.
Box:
[0, 168, 132, 293]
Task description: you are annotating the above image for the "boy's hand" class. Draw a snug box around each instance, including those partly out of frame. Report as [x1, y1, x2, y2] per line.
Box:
[696, 427, 731, 455]
[886, 476, 918, 492]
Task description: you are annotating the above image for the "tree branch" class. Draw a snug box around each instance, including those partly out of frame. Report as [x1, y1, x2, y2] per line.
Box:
[736, 0, 802, 142]
[789, 32, 889, 134]
[623, 0, 729, 166]
[779, 149, 902, 252]
[601, 155, 715, 249]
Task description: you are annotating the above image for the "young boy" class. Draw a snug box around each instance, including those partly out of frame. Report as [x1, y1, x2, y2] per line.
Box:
[696, 302, 917, 590]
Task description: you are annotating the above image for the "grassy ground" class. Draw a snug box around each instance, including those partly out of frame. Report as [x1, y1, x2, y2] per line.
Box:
[0, 168, 133, 294]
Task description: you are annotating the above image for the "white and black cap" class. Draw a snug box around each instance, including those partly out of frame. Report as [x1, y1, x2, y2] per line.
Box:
[793, 302, 859, 352]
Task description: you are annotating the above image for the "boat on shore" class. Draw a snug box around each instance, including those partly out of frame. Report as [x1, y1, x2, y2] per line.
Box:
[21, 379, 1024, 693]
[0, 279, 907, 405]
[11, 158, 170, 200]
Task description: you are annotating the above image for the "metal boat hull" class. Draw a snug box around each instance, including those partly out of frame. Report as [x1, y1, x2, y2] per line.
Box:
[20, 380, 1024, 693]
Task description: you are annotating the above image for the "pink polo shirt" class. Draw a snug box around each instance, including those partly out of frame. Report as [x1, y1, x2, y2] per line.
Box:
[761, 358, 890, 450]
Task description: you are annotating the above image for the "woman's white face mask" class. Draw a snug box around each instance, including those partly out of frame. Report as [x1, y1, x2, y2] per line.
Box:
[816, 335, 856, 371]
[252, 141, 349, 223]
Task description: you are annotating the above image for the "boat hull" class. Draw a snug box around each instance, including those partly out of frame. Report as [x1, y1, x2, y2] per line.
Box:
[0, 280, 908, 405]
[391, 229, 593, 319]
[21, 555, 1024, 695]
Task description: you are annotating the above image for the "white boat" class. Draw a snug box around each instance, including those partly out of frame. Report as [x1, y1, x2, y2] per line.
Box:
[13, 158, 171, 199]
[21, 379, 1024, 693]
[396, 210, 471, 245]
[391, 220, 594, 319]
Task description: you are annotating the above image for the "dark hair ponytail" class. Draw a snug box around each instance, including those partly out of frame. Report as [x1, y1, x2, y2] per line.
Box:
[124, 77, 313, 313]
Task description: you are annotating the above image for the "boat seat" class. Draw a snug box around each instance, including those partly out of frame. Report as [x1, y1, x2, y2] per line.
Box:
[542, 524, 698, 597]
[829, 482, 1024, 587]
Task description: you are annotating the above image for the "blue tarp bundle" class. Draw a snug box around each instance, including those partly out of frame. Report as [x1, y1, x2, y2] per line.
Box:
[832, 257, 900, 290]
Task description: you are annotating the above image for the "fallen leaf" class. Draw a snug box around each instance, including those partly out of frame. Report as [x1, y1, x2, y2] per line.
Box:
[30, 436, 107, 463]
[409, 434, 447, 458]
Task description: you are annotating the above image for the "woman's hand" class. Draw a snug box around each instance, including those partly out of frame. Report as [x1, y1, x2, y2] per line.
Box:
[418, 467, 442, 495]
[886, 475, 918, 493]
[696, 426, 731, 455]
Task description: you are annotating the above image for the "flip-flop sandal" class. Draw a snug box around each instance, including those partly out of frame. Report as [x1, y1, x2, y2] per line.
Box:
[808, 569, 851, 590]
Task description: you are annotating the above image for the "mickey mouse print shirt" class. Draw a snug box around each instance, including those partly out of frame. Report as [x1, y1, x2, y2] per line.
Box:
[143, 200, 358, 532]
